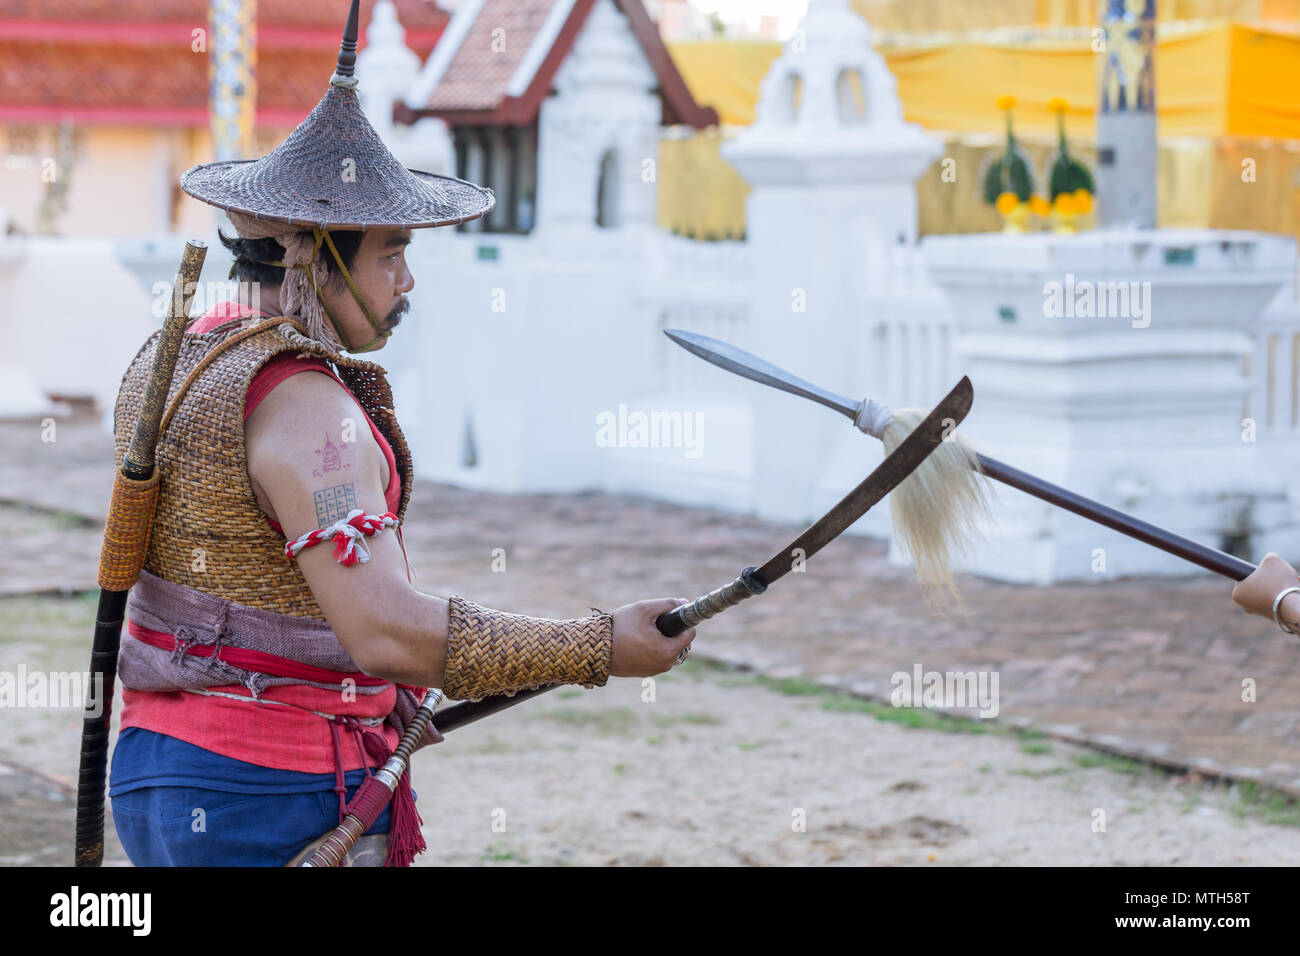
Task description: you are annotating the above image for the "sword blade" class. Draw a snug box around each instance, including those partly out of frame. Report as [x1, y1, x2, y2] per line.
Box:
[664, 329, 861, 421]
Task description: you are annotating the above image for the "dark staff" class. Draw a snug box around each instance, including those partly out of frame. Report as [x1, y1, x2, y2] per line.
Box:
[74, 241, 208, 867]
[665, 328, 1256, 582]
[295, 375, 974, 864]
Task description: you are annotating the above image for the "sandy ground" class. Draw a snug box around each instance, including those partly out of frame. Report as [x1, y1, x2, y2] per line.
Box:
[3, 593, 1299, 867]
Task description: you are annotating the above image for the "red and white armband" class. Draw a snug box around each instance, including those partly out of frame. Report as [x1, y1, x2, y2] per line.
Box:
[285, 510, 399, 566]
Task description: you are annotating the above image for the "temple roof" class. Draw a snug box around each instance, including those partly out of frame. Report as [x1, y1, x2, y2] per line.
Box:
[0, 0, 448, 127]
[398, 0, 718, 129]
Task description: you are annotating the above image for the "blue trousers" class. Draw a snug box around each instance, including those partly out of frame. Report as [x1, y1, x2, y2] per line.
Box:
[109, 728, 392, 867]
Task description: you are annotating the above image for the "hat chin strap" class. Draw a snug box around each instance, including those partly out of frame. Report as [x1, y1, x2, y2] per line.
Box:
[316, 229, 392, 353]
[253, 227, 393, 354]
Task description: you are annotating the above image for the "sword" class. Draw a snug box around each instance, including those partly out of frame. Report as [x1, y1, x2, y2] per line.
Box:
[75, 240, 208, 867]
[293, 376, 974, 864]
[655, 374, 974, 635]
[295, 687, 444, 867]
[664, 329, 1256, 582]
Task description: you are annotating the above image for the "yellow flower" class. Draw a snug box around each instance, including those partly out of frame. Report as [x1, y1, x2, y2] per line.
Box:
[1054, 193, 1077, 215]
[1073, 188, 1093, 213]
[1029, 195, 1050, 216]
[996, 191, 1020, 215]
[1048, 97, 1068, 115]
[996, 94, 1016, 111]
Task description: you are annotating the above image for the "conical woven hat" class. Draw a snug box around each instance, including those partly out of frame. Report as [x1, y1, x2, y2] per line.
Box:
[180, 1, 493, 230]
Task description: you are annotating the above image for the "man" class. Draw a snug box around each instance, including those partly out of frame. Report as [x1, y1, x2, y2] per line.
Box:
[106, 0, 696, 867]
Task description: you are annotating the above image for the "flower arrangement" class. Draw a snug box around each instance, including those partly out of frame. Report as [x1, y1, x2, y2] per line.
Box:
[983, 95, 1036, 233]
[1045, 98, 1095, 233]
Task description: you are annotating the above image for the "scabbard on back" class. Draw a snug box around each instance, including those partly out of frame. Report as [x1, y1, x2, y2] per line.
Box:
[97, 471, 162, 592]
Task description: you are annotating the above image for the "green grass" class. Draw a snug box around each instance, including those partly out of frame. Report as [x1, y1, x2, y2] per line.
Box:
[822, 694, 992, 733]
[1070, 752, 1155, 776]
[731, 654, 1300, 828]
[480, 842, 530, 864]
[1009, 766, 1072, 778]
[470, 736, 517, 755]
[539, 707, 637, 737]
[756, 675, 826, 697]
[0, 590, 97, 638]
[755, 673, 995, 734]
[650, 711, 723, 728]
[0, 591, 99, 674]
[1227, 781, 1300, 827]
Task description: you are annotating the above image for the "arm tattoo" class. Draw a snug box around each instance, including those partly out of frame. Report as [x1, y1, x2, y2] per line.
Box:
[314, 483, 357, 525]
[312, 432, 352, 478]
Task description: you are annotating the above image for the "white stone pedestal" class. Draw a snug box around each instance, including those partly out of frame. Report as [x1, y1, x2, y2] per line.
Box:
[924, 229, 1298, 583]
[721, 0, 941, 530]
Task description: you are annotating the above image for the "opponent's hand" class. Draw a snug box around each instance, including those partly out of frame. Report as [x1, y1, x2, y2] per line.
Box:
[609, 598, 696, 678]
[1232, 552, 1300, 620]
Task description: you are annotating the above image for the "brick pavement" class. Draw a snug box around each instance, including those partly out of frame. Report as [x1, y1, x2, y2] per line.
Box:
[6, 419, 1299, 795]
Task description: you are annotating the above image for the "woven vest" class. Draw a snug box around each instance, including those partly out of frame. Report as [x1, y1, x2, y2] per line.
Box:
[112, 317, 414, 620]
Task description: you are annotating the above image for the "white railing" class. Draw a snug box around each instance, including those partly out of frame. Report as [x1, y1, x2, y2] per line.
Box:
[643, 233, 753, 395]
[1252, 286, 1300, 437]
[862, 244, 960, 410]
[1253, 284, 1300, 502]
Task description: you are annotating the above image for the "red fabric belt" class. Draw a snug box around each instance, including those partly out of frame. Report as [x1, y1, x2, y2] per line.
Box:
[126, 620, 390, 687]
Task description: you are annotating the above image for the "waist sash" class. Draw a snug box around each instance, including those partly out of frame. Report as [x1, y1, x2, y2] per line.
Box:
[119, 569, 442, 750]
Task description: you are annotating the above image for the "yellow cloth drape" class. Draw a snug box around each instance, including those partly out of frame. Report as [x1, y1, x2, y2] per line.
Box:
[667, 23, 1300, 138]
[851, 0, 1300, 32]
[659, 22, 1300, 240]
[658, 132, 1300, 240]
[657, 130, 751, 240]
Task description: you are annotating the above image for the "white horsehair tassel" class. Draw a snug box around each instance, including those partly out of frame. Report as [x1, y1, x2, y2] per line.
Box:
[855, 396, 994, 610]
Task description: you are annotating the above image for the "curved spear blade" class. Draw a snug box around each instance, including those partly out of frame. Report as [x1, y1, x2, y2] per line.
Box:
[666, 329, 1255, 581]
[663, 328, 861, 421]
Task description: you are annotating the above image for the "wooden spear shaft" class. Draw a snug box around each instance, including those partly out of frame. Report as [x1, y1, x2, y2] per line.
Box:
[974, 454, 1256, 581]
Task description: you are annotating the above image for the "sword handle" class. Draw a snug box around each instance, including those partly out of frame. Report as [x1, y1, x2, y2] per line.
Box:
[124, 240, 208, 479]
[298, 688, 443, 867]
[655, 566, 767, 637]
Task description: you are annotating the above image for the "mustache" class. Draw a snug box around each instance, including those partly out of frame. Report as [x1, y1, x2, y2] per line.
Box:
[385, 296, 410, 330]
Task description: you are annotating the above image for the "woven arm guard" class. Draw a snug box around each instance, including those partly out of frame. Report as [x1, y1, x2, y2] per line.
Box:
[444, 596, 615, 701]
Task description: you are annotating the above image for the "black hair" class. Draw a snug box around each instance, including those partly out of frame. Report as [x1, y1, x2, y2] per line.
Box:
[218, 227, 366, 285]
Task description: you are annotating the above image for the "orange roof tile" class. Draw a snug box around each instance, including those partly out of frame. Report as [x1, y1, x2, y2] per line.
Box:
[425, 0, 554, 112]
[0, 1, 448, 127]
[408, 0, 717, 128]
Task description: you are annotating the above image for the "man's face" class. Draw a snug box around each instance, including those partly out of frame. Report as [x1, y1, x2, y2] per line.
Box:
[322, 228, 415, 351]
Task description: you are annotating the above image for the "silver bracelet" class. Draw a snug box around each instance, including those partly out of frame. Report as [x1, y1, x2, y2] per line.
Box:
[1272, 586, 1300, 635]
